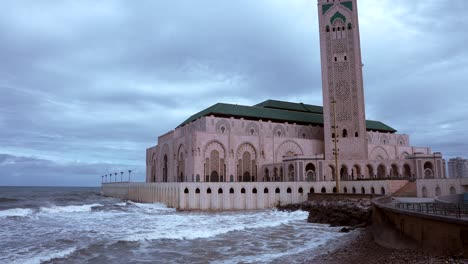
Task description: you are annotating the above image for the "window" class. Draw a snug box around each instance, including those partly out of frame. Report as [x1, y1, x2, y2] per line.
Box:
[207, 188, 212, 194]
[241, 188, 246, 194]
[355, 132, 359, 137]
[218, 188, 223, 194]
[326, 26, 330, 32]
[252, 188, 257, 194]
[196, 188, 200, 194]
[221, 126, 226, 133]
[298, 187, 303, 194]
[347, 23, 352, 30]
[229, 188, 234, 194]
[184, 188, 189, 194]
[342, 129, 348, 138]
[250, 128, 255, 135]
[264, 188, 269, 194]
[287, 187, 292, 193]
[275, 188, 280, 194]
[344, 56, 347, 61]
[334, 57, 337, 62]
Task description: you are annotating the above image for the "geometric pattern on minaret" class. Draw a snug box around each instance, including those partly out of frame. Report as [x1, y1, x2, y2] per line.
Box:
[317, 0, 368, 161]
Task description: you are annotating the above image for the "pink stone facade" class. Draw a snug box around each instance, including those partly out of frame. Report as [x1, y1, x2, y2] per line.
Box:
[146, 115, 445, 184]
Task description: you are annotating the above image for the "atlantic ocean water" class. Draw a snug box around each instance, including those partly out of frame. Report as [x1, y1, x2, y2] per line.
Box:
[0, 187, 347, 264]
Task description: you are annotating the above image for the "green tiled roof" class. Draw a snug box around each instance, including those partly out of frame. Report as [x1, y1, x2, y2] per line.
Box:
[177, 100, 397, 133]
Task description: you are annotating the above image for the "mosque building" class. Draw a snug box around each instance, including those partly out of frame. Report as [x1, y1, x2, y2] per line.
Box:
[146, 0, 446, 189]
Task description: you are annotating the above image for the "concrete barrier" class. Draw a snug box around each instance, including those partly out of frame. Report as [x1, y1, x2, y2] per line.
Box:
[101, 180, 407, 211]
[372, 196, 468, 257]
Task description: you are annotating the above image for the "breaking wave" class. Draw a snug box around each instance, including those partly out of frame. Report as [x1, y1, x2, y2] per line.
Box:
[39, 203, 103, 214]
[0, 208, 34, 218]
[123, 210, 309, 242]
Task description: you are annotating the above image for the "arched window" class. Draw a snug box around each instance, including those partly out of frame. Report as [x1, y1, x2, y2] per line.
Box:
[287, 187, 292, 193]
[298, 187, 303, 194]
[361, 187, 365, 194]
[326, 25, 330, 32]
[347, 23, 352, 30]
[355, 132, 359, 137]
[229, 188, 234, 194]
[342, 129, 348, 138]
[250, 128, 255, 136]
[381, 187, 386, 195]
[218, 188, 223, 194]
[241, 188, 246, 194]
[184, 188, 189, 194]
[264, 188, 269, 194]
[207, 188, 212, 194]
[371, 187, 375, 194]
[275, 188, 280, 194]
[321, 187, 326, 193]
[310, 187, 315, 194]
[163, 155, 168, 182]
[352, 187, 356, 194]
[333, 187, 337, 193]
[252, 188, 257, 194]
[195, 188, 200, 194]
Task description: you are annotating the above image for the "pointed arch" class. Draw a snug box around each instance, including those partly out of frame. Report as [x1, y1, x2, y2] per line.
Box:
[275, 140, 303, 163]
[370, 146, 389, 161]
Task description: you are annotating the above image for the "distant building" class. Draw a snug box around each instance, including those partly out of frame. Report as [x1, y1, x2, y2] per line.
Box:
[448, 157, 468, 178]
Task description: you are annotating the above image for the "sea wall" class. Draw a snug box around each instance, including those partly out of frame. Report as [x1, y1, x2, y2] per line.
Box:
[372, 196, 468, 256]
[102, 180, 407, 211]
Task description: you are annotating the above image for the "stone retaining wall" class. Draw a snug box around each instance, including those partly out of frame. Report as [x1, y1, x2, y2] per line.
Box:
[372, 196, 468, 257]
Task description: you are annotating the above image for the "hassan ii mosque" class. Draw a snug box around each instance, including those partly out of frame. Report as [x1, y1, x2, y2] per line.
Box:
[145, 0, 448, 196]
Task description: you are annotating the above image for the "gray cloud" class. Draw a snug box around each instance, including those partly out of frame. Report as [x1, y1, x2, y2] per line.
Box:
[0, 0, 466, 186]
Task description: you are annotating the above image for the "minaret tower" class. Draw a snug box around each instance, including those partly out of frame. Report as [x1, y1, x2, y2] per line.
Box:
[318, 0, 368, 161]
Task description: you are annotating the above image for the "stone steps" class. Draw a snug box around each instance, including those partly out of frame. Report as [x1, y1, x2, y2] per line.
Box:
[392, 182, 417, 197]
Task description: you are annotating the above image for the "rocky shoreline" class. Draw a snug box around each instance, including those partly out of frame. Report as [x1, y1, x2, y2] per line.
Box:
[278, 198, 372, 232]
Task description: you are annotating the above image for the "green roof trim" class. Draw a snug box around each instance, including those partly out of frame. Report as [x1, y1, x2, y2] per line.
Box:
[330, 11, 346, 24]
[322, 4, 333, 15]
[254, 99, 323, 114]
[340, 1, 353, 11]
[177, 100, 397, 133]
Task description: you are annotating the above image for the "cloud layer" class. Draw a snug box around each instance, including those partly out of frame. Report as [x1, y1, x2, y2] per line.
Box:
[0, 0, 467, 186]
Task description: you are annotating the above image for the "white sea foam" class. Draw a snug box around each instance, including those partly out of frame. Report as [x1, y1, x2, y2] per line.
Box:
[0, 208, 34, 218]
[123, 210, 309, 242]
[9, 247, 78, 264]
[40, 203, 103, 214]
[128, 201, 176, 212]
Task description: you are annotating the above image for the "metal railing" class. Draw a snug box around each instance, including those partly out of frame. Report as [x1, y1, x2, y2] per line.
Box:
[395, 202, 468, 219]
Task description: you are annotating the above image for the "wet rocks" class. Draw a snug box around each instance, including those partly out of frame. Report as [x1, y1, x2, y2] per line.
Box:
[278, 199, 372, 228]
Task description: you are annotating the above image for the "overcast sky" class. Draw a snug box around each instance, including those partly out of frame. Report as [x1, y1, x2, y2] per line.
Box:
[0, 0, 467, 186]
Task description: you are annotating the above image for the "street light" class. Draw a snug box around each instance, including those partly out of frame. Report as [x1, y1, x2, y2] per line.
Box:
[101, 175, 104, 184]
[105, 174, 107, 183]
[120, 171, 123, 182]
[128, 170, 132, 182]
[114, 173, 118, 182]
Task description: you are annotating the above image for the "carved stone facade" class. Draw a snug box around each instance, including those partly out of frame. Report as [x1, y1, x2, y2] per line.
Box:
[146, 114, 446, 184]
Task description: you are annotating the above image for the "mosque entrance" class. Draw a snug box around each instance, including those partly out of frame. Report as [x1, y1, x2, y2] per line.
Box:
[211, 171, 220, 182]
[243, 172, 251, 182]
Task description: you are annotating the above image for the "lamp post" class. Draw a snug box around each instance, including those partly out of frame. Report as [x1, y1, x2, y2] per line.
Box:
[331, 99, 340, 193]
[114, 173, 117, 182]
[128, 170, 132, 182]
[105, 174, 107, 183]
[120, 171, 123, 182]
[101, 175, 104, 184]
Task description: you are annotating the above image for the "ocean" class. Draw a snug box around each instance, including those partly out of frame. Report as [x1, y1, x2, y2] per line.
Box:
[0, 187, 347, 264]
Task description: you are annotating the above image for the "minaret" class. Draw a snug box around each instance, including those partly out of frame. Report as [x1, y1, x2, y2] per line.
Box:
[318, 0, 368, 161]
